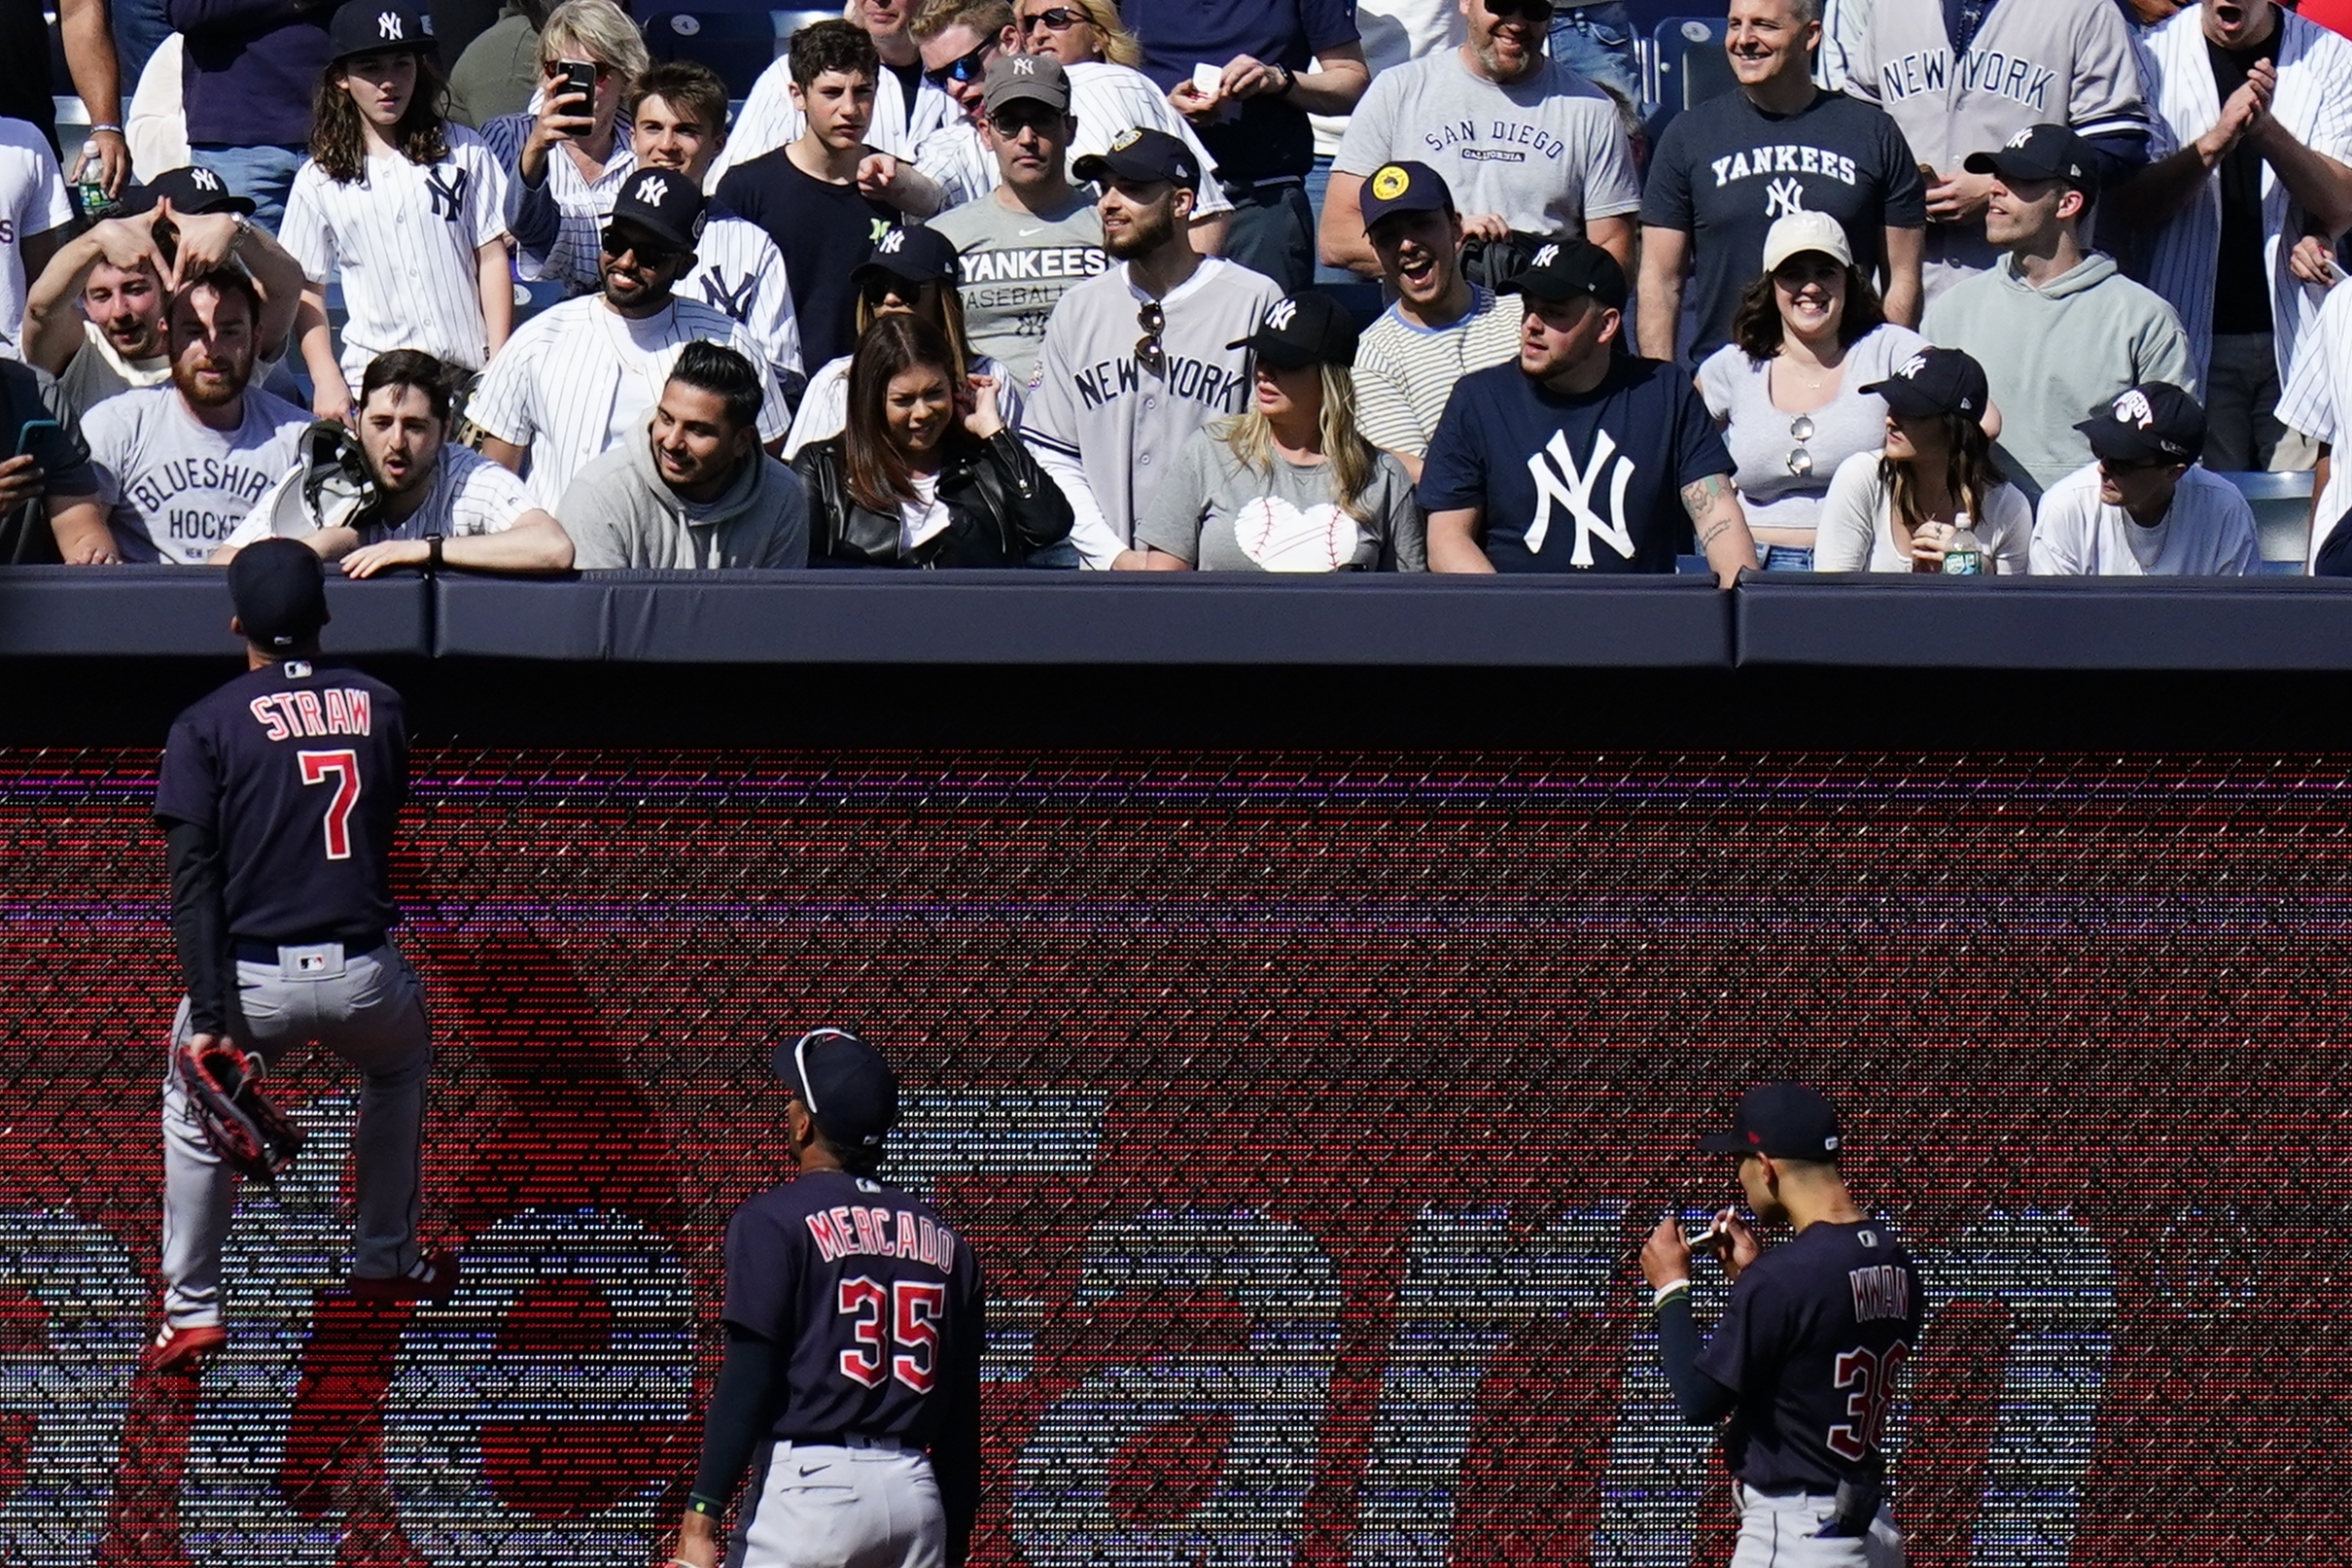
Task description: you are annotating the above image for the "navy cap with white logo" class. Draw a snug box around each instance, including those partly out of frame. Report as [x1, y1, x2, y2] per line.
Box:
[774, 1027, 901, 1151]
[229, 538, 331, 651]
[125, 163, 257, 217]
[1071, 127, 1200, 192]
[852, 225, 961, 289]
[1227, 291, 1359, 368]
[1862, 345, 1989, 420]
[2077, 381, 2205, 465]
[1507, 234, 1628, 310]
[606, 167, 706, 253]
[1963, 122, 2095, 191]
[327, 0, 435, 62]
[1699, 1082, 1844, 1161]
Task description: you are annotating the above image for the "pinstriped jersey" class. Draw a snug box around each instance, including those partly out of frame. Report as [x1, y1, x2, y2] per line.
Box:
[282, 126, 512, 382]
[684, 213, 806, 382]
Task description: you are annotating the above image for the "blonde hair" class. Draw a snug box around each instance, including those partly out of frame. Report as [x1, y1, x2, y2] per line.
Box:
[540, 0, 650, 82]
[1215, 363, 1381, 521]
[1060, 0, 1141, 67]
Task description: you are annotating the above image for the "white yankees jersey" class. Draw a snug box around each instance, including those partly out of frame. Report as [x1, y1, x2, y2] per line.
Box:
[2276, 277, 2352, 567]
[1063, 62, 1233, 217]
[915, 122, 999, 210]
[1021, 256, 1283, 566]
[467, 294, 789, 509]
[783, 349, 1025, 458]
[684, 213, 806, 382]
[229, 440, 539, 548]
[0, 117, 73, 362]
[282, 126, 513, 382]
[2028, 462, 2259, 575]
[709, 57, 958, 185]
[80, 385, 310, 563]
[491, 111, 638, 295]
[2138, 8, 2352, 390]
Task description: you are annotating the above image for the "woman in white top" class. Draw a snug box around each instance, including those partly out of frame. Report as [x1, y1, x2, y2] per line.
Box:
[1695, 211, 1925, 571]
[1815, 345, 2032, 574]
[783, 226, 1023, 458]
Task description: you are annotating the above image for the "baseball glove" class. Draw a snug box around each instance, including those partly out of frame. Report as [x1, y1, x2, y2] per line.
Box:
[176, 1039, 304, 1181]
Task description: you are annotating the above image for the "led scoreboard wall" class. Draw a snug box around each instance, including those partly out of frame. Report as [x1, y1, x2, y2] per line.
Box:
[0, 750, 2339, 1566]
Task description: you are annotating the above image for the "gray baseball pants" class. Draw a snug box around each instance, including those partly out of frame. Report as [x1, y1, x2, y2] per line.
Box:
[160, 939, 432, 1327]
[736, 1441, 946, 1568]
[1730, 1483, 1905, 1568]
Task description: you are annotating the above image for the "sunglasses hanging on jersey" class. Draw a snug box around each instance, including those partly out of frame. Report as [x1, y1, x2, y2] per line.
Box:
[1135, 299, 1166, 376]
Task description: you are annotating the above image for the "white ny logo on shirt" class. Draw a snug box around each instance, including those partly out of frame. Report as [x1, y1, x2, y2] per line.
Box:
[1525, 429, 1636, 566]
[1765, 177, 1805, 219]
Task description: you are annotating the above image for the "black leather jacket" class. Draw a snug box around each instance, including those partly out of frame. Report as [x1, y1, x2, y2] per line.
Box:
[792, 430, 1073, 568]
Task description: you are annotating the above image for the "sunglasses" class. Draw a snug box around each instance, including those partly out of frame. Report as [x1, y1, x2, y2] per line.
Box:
[924, 42, 994, 87]
[602, 226, 682, 268]
[1486, 0, 1556, 20]
[862, 275, 924, 307]
[1135, 299, 1166, 376]
[542, 58, 615, 79]
[1784, 412, 1815, 478]
[989, 101, 1065, 136]
[1022, 7, 1083, 30]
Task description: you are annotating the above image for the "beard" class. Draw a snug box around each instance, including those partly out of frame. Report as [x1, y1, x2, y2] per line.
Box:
[1106, 201, 1177, 259]
[171, 350, 251, 407]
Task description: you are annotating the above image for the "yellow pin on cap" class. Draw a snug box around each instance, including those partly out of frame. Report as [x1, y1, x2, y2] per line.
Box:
[1370, 165, 1410, 201]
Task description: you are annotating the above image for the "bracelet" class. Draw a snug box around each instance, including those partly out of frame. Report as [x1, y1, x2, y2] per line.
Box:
[1650, 1278, 1692, 1308]
[426, 532, 444, 572]
[88, 123, 124, 135]
[686, 1493, 724, 1516]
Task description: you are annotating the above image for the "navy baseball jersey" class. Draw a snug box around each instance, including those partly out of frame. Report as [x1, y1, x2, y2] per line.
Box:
[1695, 1219, 1921, 1492]
[154, 660, 409, 943]
[722, 1167, 985, 1446]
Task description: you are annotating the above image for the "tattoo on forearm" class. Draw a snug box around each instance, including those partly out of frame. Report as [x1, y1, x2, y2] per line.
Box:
[1680, 472, 1737, 524]
[1696, 516, 1736, 551]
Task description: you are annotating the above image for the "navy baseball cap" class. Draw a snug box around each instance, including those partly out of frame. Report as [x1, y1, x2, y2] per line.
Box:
[1228, 291, 1359, 368]
[1072, 127, 1200, 192]
[125, 163, 257, 218]
[852, 226, 961, 290]
[1964, 122, 2094, 190]
[606, 167, 706, 254]
[2077, 382, 2205, 465]
[327, 0, 435, 61]
[1509, 235, 1628, 310]
[1360, 160, 1453, 230]
[228, 539, 330, 651]
[1700, 1083, 1844, 1161]
[1862, 345, 1988, 419]
[775, 1027, 900, 1151]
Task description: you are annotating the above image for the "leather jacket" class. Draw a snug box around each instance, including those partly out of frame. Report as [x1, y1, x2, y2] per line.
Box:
[791, 429, 1073, 568]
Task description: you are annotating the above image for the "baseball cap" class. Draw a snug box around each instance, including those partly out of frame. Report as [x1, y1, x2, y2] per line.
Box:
[1862, 345, 1989, 419]
[983, 52, 1071, 115]
[1071, 127, 1200, 192]
[1699, 1083, 1844, 1161]
[228, 539, 331, 651]
[852, 226, 961, 290]
[2077, 382, 2205, 465]
[327, 0, 435, 62]
[605, 167, 706, 254]
[1360, 160, 1453, 231]
[1507, 235, 1628, 310]
[1228, 291, 1360, 368]
[774, 1027, 900, 1151]
[1963, 122, 2095, 190]
[124, 164, 257, 218]
[1761, 210, 1853, 273]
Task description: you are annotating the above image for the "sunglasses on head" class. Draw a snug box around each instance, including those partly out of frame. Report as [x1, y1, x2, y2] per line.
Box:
[1135, 299, 1166, 376]
[924, 42, 994, 87]
[1022, 6, 1082, 30]
[603, 226, 681, 267]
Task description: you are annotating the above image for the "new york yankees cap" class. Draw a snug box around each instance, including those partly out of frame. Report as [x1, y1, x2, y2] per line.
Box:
[851, 225, 961, 289]
[1760, 210, 1852, 273]
[1359, 160, 1453, 231]
[1227, 290, 1359, 368]
[228, 539, 331, 651]
[1071, 127, 1200, 192]
[2077, 381, 2205, 465]
[124, 164, 256, 218]
[1699, 1083, 1843, 1162]
[607, 167, 706, 253]
[1862, 345, 1989, 420]
[1963, 122, 2094, 190]
[983, 52, 1071, 114]
[1507, 235, 1627, 310]
[774, 1027, 900, 1151]
[327, 0, 436, 62]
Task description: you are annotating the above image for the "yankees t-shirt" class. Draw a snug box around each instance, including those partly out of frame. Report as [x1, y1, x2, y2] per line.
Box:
[82, 386, 310, 563]
[717, 149, 901, 370]
[925, 192, 1108, 388]
[1418, 353, 1734, 573]
[1133, 430, 1426, 571]
[1641, 88, 1927, 363]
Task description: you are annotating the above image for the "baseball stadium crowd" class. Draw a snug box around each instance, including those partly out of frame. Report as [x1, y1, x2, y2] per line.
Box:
[4, 0, 2352, 580]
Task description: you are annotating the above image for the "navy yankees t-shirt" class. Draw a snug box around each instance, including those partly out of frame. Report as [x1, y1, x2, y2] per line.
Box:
[1419, 353, 1734, 573]
[1695, 1219, 1922, 1493]
[717, 150, 900, 370]
[722, 1167, 985, 1446]
[154, 659, 408, 943]
[1640, 89, 1927, 363]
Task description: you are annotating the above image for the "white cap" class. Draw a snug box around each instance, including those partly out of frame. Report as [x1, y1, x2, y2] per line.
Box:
[1761, 210, 1854, 273]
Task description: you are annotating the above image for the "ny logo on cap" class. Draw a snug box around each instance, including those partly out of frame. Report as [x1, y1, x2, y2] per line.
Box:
[1012, 55, 1036, 73]
[377, 10, 404, 38]
[635, 173, 670, 206]
[1895, 352, 1929, 379]
[2115, 390, 2156, 429]
[880, 228, 907, 253]
[1530, 242, 1561, 267]
[190, 167, 223, 191]
[1266, 299, 1298, 331]
[2006, 126, 2036, 149]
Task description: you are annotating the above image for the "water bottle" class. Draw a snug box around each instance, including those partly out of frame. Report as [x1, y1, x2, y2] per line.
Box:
[75, 140, 119, 221]
[1940, 511, 1984, 575]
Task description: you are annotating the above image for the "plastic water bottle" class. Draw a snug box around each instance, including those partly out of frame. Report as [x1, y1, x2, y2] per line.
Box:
[75, 140, 119, 220]
[1940, 511, 1984, 575]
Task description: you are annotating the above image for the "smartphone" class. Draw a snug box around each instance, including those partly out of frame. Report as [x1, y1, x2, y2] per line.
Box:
[1189, 62, 1223, 96]
[558, 59, 596, 117]
[13, 417, 60, 462]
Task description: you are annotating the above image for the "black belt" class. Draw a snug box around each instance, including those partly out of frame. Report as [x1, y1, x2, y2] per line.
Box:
[233, 932, 386, 964]
[1741, 1481, 1831, 1499]
[788, 1433, 914, 1453]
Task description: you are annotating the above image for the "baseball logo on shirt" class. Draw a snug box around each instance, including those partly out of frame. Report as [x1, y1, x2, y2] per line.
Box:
[424, 164, 469, 222]
[1237, 497, 1358, 572]
[698, 270, 757, 322]
[1525, 429, 1636, 567]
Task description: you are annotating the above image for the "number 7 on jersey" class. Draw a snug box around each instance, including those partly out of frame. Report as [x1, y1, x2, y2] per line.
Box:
[298, 749, 362, 860]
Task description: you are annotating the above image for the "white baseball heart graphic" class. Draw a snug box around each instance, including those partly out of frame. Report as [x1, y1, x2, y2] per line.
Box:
[1236, 496, 1358, 572]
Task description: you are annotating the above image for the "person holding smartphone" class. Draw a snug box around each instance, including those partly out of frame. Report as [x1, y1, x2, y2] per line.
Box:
[0, 357, 110, 563]
[478, 0, 647, 294]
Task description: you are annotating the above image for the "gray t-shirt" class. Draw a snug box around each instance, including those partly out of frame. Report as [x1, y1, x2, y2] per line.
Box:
[1695, 323, 1927, 532]
[1133, 427, 1426, 571]
[925, 193, 1108, 389]
[1332, 48, 1641, 237]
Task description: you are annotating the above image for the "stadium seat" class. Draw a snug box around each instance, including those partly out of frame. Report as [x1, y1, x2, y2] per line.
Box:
[639, 7, 787, 98]
[1651, 17, 1735, 117]
[2220, 468, 2316, 572]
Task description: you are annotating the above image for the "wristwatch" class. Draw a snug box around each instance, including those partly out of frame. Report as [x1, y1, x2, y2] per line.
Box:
[229, 214, 253, 250]
[425, 533, 444, 573]
[1270, 62, 1296, 97]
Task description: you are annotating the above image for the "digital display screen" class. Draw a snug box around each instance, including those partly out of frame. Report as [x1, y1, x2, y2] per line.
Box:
[1, 751, 2333, 1566]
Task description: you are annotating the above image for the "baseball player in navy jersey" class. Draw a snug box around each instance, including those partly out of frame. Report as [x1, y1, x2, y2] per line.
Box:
[1642, 1084, 1921, 1566]
[670, 1028, 983, 1568]
[147, 540, 454, 1374]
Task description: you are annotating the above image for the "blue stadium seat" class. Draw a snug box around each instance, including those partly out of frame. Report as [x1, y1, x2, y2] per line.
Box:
[2218, 468, 2316, 571]
[1651, 17, 1735, 117]
[638, 6, 787, 98]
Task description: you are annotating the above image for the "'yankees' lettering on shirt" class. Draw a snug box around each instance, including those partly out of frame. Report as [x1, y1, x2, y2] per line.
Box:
[1877, 47, 2057, 111]
[959, 247, 1108, 284]
[246, 687, 375, 742]
[804, 1202, 962, 1272]
[1708, 146, 1861, 188]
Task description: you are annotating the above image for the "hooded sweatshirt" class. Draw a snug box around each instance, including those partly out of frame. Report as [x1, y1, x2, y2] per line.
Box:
[1920, 250, 2195, 504]
[559, 428, 811, 571]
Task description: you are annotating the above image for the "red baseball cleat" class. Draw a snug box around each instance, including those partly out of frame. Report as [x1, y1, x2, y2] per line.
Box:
[145, 1320, 228, 1375]
[349, 1249, 461, 1303]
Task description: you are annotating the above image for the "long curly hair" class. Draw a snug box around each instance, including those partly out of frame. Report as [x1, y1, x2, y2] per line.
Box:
[309, 48, 452, 183]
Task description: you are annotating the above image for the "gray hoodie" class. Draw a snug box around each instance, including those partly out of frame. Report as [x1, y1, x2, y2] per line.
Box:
[1922, 251, 2195, 505]
[559, 428, 811, 570]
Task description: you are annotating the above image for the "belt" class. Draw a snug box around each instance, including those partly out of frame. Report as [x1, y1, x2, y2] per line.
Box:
[233, 932, 385, 964]
[790, 1433, 914, 1453]
[1740, 1481, 1832, 1500]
